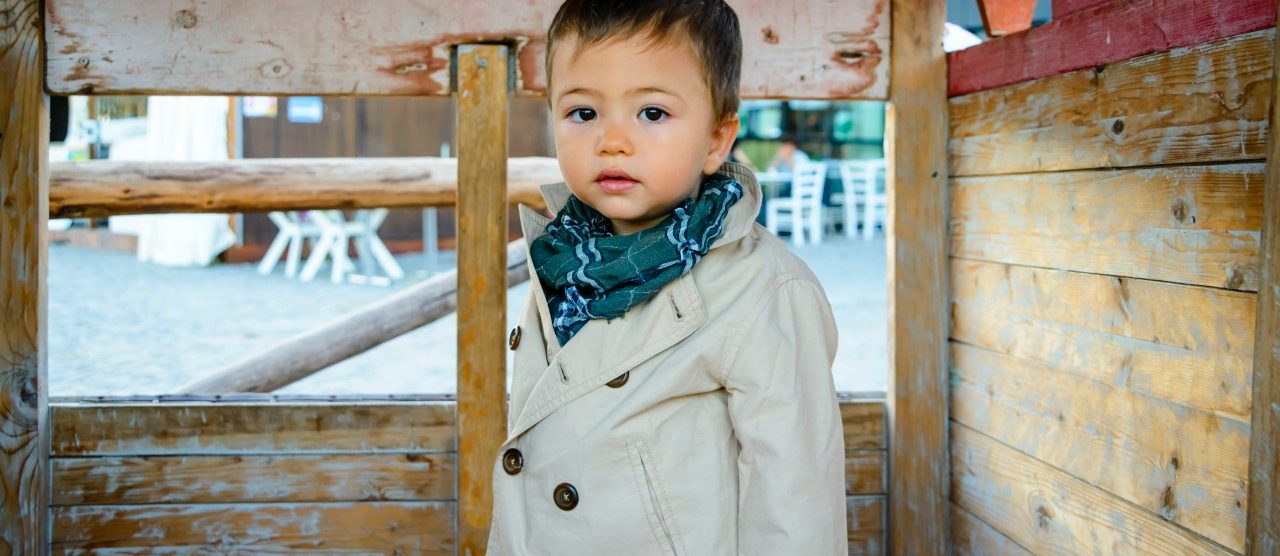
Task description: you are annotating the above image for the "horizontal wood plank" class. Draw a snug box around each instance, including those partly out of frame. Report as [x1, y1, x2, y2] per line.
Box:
[951, 164, 1264, 290]
[952, 503, 1034, 556]
[950, 29, 1273, 176]
[52, 453, 455, 506]
[847, 495, 885, 555]
[841, 400, 887, 450]
[951, 259, 1256, 420]
[49, 157, 562, 217]
[50, 402, 455, 456]
[45, 0, 889, 99]
[51, 502, 453, 553]
[951, 342, 1249, 551]
[949, 0, 1277, 96]
[846, 451, 886, 495]
[951, 422, 1236, 555]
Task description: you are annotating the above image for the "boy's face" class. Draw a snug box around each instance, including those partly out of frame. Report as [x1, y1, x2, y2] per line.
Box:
[549, 32, 739, 235]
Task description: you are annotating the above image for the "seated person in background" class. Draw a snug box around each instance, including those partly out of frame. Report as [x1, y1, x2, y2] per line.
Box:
[766, 132, 811, 173]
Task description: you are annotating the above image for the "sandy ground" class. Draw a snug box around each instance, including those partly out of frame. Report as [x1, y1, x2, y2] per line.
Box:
[48, 230, 887, 397]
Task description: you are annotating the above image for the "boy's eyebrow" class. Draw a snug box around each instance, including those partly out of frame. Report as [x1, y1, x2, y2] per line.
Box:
[556, 86, 683, 101]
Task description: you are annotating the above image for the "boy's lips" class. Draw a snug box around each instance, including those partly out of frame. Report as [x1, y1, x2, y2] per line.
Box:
[595, 168, 639, 193]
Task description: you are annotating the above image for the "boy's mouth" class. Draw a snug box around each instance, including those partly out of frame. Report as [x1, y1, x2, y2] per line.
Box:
[595, 168, 639, 193]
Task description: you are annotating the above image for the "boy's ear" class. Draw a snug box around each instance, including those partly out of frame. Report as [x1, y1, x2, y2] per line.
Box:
[702, 115, 741, 175]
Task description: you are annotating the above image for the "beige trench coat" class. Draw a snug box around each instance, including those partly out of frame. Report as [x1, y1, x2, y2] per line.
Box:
[487, 162, 846, 555]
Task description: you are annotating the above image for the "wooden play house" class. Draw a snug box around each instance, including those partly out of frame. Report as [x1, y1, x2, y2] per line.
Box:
[3, 0, 1277, 554]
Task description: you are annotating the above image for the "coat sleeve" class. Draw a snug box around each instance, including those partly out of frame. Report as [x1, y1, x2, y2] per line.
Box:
[721, 277, 846, 555]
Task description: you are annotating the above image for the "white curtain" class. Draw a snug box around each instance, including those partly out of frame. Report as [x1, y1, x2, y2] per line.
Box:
[108, 96, 237, 267]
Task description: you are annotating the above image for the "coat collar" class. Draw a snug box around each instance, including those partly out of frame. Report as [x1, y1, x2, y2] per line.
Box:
[507, 162, 761, 442]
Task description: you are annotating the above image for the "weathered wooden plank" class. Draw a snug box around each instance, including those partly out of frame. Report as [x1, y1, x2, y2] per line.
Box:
[455, 44, 508, 556]
[49, 157, 561, 217]
[44, 0, 889, 99]
[951, 423, 1236, 555]
[951, 259, 1256, 420]
[841, 400, 887, 450]
[887, 0, 950, 552]
[50, 402, 455, 456]
[1247, 8, 1280, 554]
[952, 503, 1034, 556]
[950, 0, 1277, 96]
[50, 502, 453, 553]
[950, 29, 1274, 176]
[0, 0, 49, 552]
[847, 495, 886, 556]
[52, 453, 455, 506]
[846, 450, 886, 496]
[952, 164, 1264, 290]
[951, 342, 1249, 551]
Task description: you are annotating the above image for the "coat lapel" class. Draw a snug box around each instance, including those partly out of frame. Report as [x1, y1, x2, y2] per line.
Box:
[507, 162, 762, 442]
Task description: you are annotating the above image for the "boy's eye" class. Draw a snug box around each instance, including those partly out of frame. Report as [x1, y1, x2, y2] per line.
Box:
[568, 108, 596, 122]
[640, 107, 669, 123]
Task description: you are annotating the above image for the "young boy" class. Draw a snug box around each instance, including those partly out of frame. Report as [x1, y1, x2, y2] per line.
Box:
[488, 1, 845, 554]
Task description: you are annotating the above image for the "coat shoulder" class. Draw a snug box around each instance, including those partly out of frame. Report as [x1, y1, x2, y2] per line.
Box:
[692, 223, 828, 318]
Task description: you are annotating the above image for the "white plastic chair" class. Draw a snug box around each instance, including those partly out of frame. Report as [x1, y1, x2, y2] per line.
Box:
[765, 161, 827, 246]
[834, 159, 887, 240]
[859, 159, 887, 240]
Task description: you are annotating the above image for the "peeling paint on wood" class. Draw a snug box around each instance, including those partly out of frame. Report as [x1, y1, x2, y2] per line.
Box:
[44, 0, 890, 99]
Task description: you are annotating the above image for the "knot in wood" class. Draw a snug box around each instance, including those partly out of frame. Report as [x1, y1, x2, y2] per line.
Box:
[175, 9, 198, 29]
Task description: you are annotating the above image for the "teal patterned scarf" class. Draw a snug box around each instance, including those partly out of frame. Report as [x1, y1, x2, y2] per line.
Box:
[530, 173, 743, 346]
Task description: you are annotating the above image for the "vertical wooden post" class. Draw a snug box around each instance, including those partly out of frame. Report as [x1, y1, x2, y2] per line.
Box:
[1, 0, 50, 552]
[455, 44, 509, 556]
[887, 0, 949, 554]
[1247, 7, 1280, 554]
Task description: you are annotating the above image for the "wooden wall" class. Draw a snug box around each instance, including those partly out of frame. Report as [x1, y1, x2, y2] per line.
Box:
[46, 396, 887, 553]
[947, 25, 1268, 556]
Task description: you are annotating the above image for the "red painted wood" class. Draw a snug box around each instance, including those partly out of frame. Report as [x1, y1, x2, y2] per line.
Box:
[977, 0, 1037, 37]
[1052, 0, 1113, 19]
[948, 0, 1277, 97]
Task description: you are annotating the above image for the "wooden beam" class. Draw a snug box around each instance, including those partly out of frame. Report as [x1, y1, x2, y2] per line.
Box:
[48, 157, 561, 217]
[0, 0, 49, 552]
[887, 0, 949, 553]
[176, 241, 529, 394]
[976, 0, 1037, 37]
[948, 0, 1277, 97]
[44, 0, 890, 100]
[1247, 6, 1280, 553]
[1051, 0, 1113, 19]
[455, 44, 508, 556]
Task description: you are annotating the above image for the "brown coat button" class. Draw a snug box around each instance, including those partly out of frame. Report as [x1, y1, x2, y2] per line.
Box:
[508, 326, 521, 350]
[502, 448, 523, 475]
[553, 483, 578, 510]
[606, 372, 629, 388]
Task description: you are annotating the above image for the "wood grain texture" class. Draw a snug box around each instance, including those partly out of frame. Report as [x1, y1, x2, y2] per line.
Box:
[842, 399, 887, 450]
[951, 259, 1257, 421]
[951, 423, 1236, 555]
[951, 342, 1249, 552]
[952, 164, 1264, 291]
[44, 0, 889, 99]
[950, 30, 1274, 176]
[846, 451, 886, 495]
[49, 157, 561, 217]
[949, 0, 1278, 96]
[455, 44, 508, 556]
[50, 402, 455, 456]
[1247, 7, 1280, 554]
[0, 0, 49, 552]
[848, 495, 886, 555]
[887, 0, 950, 552]
[952, 503, 1033, 556]
[52, 453, 456, 505]
[50, 502, 454, 553]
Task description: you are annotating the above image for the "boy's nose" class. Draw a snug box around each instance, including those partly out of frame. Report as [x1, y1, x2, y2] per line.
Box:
[597, 121, 633, 156]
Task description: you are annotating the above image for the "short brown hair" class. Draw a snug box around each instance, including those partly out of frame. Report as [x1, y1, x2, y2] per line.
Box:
[545, 0, 742, 123]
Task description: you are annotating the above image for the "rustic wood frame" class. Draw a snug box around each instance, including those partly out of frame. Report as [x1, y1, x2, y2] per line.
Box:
[2, 1, 951, 552]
